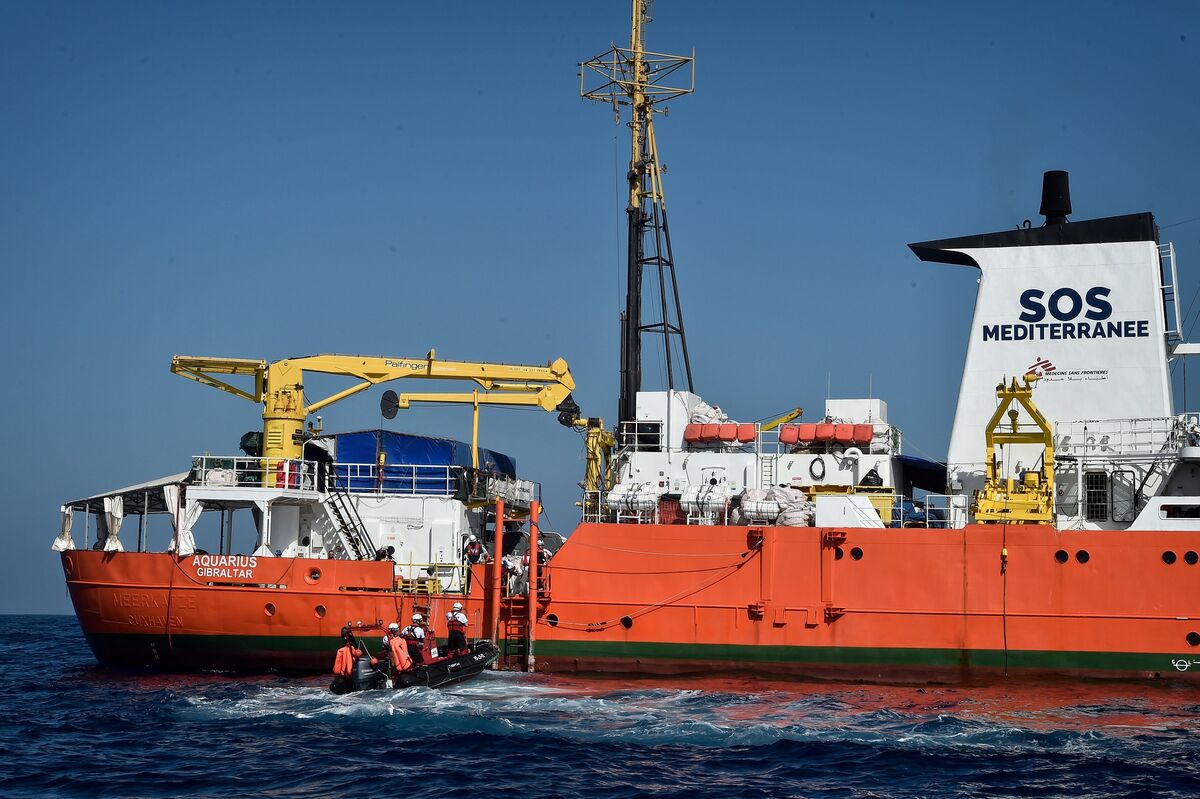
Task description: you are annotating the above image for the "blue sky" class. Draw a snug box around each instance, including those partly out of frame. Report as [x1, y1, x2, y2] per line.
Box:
[3, 1, 1198, 613]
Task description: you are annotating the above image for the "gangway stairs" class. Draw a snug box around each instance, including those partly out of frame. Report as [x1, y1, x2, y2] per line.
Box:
[1134, 447, 1180, 514]
[320, 478, 375, 560]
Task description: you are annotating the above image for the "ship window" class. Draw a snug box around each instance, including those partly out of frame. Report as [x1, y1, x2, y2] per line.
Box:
[1083, 471, 1108, 521]
[1111, 470, 1136, 523]
[1162, 504, 1200, 519]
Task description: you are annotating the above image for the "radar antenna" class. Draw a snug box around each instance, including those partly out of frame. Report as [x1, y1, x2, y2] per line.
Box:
[581, 0, 695, 427]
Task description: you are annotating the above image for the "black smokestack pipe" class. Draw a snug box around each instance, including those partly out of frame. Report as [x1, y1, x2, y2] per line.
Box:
[1040, 170, 1072, 226]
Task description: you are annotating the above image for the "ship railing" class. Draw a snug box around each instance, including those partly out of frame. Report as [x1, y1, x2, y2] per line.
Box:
[616, 420, 665, 451]
[761, 425, 901, 456]
[579, 490, 609, 523]
[1054, 415, 1195, 459]
[617, 418, 904, 457]
[193, 455, 320, 490]
[334, 462, 459, 496]
[393, 559, 468, 594]
[910, 494, 968, 529]
[824, 491, 963, 529]
[192, 456, 467, 497]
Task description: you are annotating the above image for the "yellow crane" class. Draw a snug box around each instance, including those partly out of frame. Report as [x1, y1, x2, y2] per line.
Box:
[171, 350, 579, 461]
[758, 407, 804, 432]
[386, 388, 614, 498]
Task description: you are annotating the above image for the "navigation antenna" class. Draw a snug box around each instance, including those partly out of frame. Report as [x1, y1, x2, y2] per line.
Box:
[581, 0, 695, 428]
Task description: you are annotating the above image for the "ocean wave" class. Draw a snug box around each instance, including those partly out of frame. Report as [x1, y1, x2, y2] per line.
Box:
[5, 618, 1200, 799]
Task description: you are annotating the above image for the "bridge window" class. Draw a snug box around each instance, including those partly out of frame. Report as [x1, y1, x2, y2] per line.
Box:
[1162, 504, 1200, 519]
[1084, 471, 1108, 521]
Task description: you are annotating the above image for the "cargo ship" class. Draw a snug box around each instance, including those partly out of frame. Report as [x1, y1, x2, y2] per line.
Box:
[57, 2, 1200, 681]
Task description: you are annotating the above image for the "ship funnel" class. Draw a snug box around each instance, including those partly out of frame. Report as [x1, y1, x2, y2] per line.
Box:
[1039, 170, 1072, 226]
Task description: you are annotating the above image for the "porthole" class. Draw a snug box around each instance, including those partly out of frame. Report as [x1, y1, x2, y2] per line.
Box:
[620, 615, 633, 629]
[850, 547, 864, 561]
[264, 603, 276, 617]
[314, 605, 326, 619]
[834, 547, 844, 561]
[1187, 632, 1200, 647]
[1075, 550, 1090, 564]
[63, 556, 74, 576]
[1054, 550, 1069, 564]
[1163, 551, 1178, 565]
[1186, 551, 1199, 566]
[546, 613, 559, 627]
[306, 568, 322, 584]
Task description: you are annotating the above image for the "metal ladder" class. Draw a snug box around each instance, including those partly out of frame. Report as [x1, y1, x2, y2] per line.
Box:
[321, 477, 375, 560]
[500, 594, 529, 670]
[758, 454, 777, 490]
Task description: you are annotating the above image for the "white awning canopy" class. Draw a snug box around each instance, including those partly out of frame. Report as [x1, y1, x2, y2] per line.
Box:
[64, 472, 192, 515]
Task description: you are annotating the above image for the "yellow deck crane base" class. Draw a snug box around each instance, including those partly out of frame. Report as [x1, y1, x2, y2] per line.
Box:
[973, 372, 1056, 524]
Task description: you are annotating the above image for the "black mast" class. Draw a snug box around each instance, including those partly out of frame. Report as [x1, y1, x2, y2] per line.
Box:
[582, 0, 696, 431]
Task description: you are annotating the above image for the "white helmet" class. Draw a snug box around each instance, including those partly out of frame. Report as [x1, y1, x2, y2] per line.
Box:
[469, 534, 477, 542]
[412, 613, 423, 623]
[451, 602, 463, 611]
[388, 622, 400, 632]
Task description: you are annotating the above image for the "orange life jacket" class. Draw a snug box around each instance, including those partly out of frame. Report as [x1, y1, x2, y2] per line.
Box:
[333, 644, 361, 677]
[446, 613, 467, 633]
[388, 636, 413, 671]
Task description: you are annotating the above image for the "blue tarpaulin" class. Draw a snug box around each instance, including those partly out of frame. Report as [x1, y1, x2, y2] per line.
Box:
[895, 454, 948, 494]
[323, 429, 516, 493]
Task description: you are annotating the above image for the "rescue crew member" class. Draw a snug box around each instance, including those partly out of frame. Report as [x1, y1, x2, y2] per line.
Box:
[385, 622, 414, 675]
[463, 534, 489, 564]
[539, 547, 552, 592]
[445, 602, 469, 656]
[522, 547, 550, 595]
[332, 626, 364, 688]
[502, 554, 523, 596]
[462, 534, 489, 593]
[401, 614, 427, 665]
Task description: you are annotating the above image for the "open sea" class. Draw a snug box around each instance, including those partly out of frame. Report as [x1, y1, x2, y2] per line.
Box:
[1, 615, 1198, 798]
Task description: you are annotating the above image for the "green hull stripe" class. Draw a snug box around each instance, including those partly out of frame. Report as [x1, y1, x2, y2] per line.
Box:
[529, 639, 1184, 673]
[82, 631, 1188, 673]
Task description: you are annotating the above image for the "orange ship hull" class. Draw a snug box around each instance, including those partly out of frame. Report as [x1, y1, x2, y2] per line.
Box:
[534, 523, 1200, 681]
[60, 551, 490, 672]
[63, 521, 1200, 681]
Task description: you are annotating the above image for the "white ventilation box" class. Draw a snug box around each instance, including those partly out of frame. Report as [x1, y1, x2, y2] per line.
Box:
[825, 399, 888, 424]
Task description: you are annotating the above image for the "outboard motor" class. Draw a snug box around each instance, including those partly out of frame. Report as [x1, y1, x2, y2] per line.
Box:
[351, 655, 386, 691]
